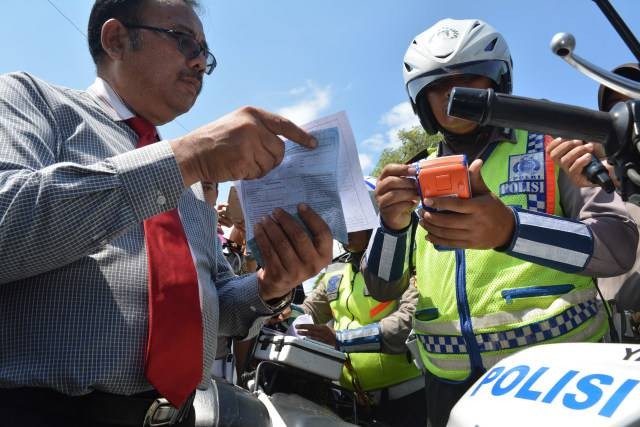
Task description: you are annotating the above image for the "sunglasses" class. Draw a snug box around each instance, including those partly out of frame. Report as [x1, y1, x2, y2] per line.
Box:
[123, 23, 217, 75]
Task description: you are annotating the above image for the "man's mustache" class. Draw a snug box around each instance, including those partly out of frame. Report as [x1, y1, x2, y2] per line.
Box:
[180, 70, 204, 94]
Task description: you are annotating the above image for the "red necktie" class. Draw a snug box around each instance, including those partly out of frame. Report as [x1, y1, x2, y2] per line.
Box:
[126, 117, 203, 408]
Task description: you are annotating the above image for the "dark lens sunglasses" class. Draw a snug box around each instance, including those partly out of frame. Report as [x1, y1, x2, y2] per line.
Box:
[124, 23, 217, 75]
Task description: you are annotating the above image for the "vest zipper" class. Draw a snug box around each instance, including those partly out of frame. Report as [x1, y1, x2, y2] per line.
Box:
[502, 284, 575, 304]
[454, 249, 483, 372]
[344, 268, 357, 330]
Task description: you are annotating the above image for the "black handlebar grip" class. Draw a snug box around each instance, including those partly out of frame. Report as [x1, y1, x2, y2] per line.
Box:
[447, 88, 615, 145]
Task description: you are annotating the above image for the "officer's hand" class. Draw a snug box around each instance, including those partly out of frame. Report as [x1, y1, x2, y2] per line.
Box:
[376, 164, 420, 231]
[170, 106, 317, 187]
[547, 137, 602, 188]
[216, 203, 234, 228]
[295, 324, 337, 348]
[419, 159, 515, 249]
[255, 204, 332, 301]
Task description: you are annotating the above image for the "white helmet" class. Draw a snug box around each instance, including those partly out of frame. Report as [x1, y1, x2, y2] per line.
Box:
[403, 18, 513, 134]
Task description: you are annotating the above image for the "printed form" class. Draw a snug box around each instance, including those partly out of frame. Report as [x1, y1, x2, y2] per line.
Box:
[305, 112, 378, 233]
[237, 111, 377, 264]
[239, 126, 346, 264]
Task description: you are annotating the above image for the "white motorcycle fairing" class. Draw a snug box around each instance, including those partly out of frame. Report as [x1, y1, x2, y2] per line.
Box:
[448, 343, 640, 427]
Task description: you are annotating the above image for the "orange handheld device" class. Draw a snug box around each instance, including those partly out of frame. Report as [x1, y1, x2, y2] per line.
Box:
[415, 155, 472, 202]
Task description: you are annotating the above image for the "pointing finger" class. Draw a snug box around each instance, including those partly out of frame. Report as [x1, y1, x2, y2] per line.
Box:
[253, 108, 317, 149]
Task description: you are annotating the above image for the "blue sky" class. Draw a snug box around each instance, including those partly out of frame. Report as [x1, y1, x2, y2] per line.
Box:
[2, 1, 639, 200]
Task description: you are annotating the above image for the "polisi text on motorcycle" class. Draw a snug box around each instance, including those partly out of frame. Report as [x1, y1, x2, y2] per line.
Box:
[469, 349, 640, 418]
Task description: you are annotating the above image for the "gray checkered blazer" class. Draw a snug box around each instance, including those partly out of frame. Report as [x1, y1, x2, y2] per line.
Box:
[0, 72, 273, 396]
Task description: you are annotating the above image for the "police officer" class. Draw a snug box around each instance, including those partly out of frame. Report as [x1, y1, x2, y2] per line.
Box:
[295, 223, 425, 427]
[362, 18, 638, 427]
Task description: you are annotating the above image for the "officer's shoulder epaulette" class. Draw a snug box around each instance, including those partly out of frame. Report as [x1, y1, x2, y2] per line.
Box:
[325, 261, 348, 274]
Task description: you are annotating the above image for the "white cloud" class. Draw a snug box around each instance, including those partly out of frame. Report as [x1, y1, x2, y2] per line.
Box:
[359, 153, 372, 173]
[277, 81, 331, 125]
[364, 102, 420, 151]
[357, 102, 421, 173]
[361, 133, 385, 151]
[288, 86, 307, 96]
[380, 102, 420, 149]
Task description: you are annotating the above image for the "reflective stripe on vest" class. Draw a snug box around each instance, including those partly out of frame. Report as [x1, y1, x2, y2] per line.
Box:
[418, 307, 607, 374]
[414, 287, 597, 335]
[418, 298, 599, 354]
[325, 263, 421, 391]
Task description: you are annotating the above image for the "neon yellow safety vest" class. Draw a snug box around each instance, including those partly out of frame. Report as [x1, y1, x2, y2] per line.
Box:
[413, 130, 607, 381]
[324, 263, 422, 391]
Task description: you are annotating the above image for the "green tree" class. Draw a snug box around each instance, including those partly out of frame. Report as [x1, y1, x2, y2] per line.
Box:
[371, 127, 441, 177]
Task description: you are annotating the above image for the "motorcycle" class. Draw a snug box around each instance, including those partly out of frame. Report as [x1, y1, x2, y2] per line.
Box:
[191, 327, 366, 426]
[448, 342, 640, 426]
[192, 376, 356, 426]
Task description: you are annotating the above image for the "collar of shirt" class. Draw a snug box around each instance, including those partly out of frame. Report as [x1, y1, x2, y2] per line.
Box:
[439, 126, 517, 160]
[86, 77, 135, 122]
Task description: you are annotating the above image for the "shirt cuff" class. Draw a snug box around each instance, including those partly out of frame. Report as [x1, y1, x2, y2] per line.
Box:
[232, 273, 284, 317]
[501, 207, 593, 273]
[364, 215, 415, 282]
[108, 140, 185, 221]
[227, 274, 292, 340]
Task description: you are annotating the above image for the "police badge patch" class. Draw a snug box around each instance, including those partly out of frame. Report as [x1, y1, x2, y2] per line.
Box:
[499, 151, 545, 197]
[326, 275, 341, 301]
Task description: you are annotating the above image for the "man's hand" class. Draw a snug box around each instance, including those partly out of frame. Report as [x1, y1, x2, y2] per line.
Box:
[255, 204, 332, 301]
[419, 159, 515, 249]
[295, 324, 337, 347]
[376, 164, 420, 231]
[170, 107, 317, 187]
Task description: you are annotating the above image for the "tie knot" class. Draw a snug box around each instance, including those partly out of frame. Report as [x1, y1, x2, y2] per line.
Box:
[126, 116, 158, 147]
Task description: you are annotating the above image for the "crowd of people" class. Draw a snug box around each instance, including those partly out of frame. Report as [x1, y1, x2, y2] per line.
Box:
[0, 1, 638, 426]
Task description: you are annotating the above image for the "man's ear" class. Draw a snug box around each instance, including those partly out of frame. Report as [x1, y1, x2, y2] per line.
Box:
[100, 18, 129, 61]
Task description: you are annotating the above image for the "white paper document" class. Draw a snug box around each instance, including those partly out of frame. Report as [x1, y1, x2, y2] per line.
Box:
[286, 314, 314, 338]
[237, 111, 378, 265]
[240, 126, 347, 265]
[305, 112, 378, 233]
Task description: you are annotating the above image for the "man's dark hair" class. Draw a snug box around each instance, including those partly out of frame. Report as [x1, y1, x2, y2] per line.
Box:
[87, 0, 200, 67]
